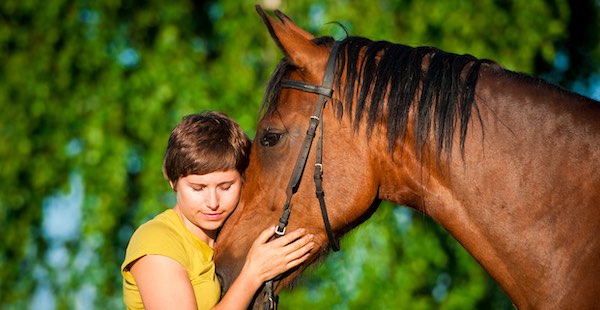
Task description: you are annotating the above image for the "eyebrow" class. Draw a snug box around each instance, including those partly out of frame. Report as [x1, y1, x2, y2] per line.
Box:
[188, 179, 237, 187]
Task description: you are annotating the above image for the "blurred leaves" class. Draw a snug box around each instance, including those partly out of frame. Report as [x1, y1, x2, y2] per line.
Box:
[0, 0, 597, 308]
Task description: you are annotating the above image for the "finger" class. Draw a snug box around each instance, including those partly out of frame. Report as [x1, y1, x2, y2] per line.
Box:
[266, 243, 314, 279]
[285, 244, 314, 269]
[282, 233, 314, 255]
[268, 228, 307, 247]
[285, 239, 315, 261]
[253, 226, 276, 245]
[261, 241, 315, 280]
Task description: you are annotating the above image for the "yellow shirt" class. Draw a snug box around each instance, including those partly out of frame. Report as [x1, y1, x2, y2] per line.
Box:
[121, 209, 220, 309]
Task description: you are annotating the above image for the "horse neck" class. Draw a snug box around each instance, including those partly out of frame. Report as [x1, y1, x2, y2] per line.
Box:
[375, 67, 600, 308]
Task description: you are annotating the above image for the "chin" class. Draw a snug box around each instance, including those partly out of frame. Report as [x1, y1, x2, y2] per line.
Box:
[204, 221, 224, 232]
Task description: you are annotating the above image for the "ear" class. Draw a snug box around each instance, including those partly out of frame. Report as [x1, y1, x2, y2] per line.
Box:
[256, 5, 328, 79]
[273, 9, 314, 41]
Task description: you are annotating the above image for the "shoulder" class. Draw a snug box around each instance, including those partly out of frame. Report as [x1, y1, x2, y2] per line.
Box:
[122, 210, 187, 271]
[136, 210, 179, 238]
[129, 210, 181, 246]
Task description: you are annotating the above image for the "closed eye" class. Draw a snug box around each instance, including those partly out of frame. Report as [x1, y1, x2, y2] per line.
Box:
[261, 131, 283, 147]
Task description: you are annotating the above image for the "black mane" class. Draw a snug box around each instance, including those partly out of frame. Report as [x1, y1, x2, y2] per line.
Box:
[262, 36, 497, 165]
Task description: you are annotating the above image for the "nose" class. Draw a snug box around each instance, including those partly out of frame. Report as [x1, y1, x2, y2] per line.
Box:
[206, 189, 219, 210]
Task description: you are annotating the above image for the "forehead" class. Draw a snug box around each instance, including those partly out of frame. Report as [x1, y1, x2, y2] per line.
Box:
[264, 72, 321, 116]
[181, 170, 241, 185]
[261, 60, 293, 117]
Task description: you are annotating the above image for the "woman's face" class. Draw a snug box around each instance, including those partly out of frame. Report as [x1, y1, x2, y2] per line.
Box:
[172, 169, 242, 243]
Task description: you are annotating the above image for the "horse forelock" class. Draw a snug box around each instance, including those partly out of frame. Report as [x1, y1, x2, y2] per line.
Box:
[262, 35, 496, 165]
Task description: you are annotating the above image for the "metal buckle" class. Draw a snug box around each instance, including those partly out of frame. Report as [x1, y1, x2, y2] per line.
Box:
[315, 163, 323, 173]
[275, 225, 286, 236]
[268, 295, 276, 310]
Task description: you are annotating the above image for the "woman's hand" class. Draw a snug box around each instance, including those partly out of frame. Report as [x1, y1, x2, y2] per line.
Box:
[213, 227, 315, 310]
[242, 226, 315, 284]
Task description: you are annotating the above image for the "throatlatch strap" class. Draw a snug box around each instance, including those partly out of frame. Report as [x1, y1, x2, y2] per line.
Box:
[314, 112, 340, 251]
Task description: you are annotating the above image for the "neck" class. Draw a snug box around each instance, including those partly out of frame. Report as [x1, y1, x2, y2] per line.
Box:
[375, 81, 600, 308]
[379, 160, 577, 308]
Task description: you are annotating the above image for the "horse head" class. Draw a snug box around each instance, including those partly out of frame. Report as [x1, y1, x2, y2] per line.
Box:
[214, 6, 396, 308]
[215, 5, 600, 309]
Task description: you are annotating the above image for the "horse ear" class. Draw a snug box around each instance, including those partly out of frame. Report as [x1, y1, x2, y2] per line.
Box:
[256, 5, 326, 76]
[273, 9, 315, 41]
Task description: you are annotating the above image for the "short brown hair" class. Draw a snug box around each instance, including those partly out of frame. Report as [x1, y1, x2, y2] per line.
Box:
[162, 112, 251, 184]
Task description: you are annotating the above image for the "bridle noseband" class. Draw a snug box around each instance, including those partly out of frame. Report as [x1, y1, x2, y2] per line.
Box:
[263, 41, 341, 310]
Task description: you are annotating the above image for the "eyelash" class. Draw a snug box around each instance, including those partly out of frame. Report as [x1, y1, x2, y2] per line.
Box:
[192, 186, 232, 191]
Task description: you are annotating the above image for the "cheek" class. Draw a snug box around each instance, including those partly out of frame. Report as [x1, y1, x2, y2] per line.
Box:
[223, 188, 242, 207]
[178, 189, 204, 206]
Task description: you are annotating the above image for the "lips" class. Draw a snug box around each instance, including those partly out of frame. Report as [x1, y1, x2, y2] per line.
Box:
[202, 212, 225, 221]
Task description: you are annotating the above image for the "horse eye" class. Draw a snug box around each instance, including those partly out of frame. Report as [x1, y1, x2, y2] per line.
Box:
[261, 132, 282, 147]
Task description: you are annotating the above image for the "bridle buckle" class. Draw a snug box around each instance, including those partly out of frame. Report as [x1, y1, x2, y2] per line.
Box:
[315, 163, 323, 174]
[275, 225, 286, 236]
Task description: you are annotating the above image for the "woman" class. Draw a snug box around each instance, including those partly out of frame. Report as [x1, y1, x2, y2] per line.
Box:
[121, 112, 315, 309]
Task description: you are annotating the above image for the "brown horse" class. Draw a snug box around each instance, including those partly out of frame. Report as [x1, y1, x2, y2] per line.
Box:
[215, 6, 600, 309]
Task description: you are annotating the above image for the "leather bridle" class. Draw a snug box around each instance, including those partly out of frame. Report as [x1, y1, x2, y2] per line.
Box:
[263, 41, 341, 310]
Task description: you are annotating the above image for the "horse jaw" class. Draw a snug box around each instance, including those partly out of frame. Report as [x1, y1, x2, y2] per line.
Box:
[214, 199, 341, 309]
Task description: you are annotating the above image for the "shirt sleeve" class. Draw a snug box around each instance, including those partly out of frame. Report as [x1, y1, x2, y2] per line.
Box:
[121, 220, 189, 273]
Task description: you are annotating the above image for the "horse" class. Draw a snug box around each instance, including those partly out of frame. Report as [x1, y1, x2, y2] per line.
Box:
[215, 5, 600, 309]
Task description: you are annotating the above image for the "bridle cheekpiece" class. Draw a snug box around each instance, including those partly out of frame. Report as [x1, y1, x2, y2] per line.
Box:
[263, 41, 341, 310]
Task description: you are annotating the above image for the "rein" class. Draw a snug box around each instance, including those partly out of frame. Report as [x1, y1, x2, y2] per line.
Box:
[263, 41, 341, 310]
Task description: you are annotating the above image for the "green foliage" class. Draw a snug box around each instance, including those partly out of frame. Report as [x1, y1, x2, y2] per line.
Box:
[0, 0, 596, 309]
